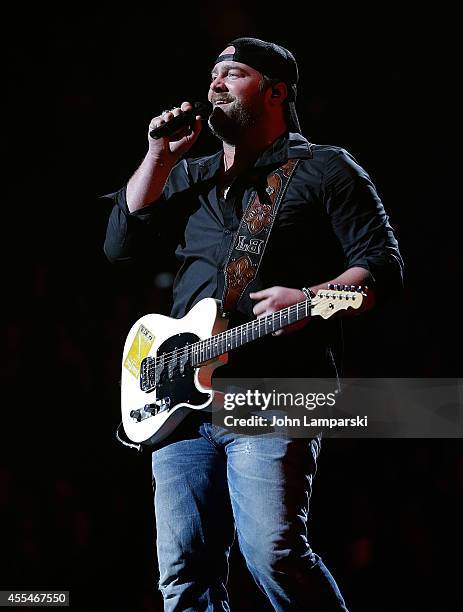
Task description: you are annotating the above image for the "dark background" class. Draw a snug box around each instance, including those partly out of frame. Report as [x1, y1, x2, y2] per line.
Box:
[2, 4, 461, 611]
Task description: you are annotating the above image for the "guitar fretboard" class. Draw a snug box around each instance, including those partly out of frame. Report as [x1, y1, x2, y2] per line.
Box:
[189, 299, 310, 365]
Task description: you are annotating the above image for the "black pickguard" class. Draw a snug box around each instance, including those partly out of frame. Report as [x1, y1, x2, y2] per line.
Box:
[156, 332, 210, 408]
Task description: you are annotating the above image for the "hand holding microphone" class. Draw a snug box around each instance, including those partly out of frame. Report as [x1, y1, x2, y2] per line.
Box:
[147, 101, 209, 160]
[150, 102, 210, 139]
[127, 101, 209, 213]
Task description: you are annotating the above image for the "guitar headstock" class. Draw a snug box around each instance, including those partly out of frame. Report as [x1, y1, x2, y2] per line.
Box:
[311, 285, 367, 319]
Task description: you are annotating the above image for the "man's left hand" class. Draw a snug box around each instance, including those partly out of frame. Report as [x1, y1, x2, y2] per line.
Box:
[249, 286, 309, 336]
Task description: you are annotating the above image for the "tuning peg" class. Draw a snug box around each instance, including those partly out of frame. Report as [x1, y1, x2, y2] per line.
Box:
[328, 283, 334, 290]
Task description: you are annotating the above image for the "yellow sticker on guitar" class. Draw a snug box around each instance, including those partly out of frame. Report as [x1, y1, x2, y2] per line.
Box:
[124, 324, 155, 378]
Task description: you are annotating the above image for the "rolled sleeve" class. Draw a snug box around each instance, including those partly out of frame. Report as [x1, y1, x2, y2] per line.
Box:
[102, 187, 165, 263]
[324, 149, 404, 298]
[102, 159, 191, 264]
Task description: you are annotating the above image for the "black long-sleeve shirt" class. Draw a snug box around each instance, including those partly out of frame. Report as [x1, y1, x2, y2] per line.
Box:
[104, 132, 403, 377]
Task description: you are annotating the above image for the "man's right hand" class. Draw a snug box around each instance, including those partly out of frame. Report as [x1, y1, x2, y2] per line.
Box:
[126, 101, 203, 213]
[148, 101, 203, 162]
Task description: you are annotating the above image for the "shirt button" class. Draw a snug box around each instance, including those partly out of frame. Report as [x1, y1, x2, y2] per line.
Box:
[223, 229, 231, 235]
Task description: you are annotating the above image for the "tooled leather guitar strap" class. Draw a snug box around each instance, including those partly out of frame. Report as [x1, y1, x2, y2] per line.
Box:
[221, 158, 300, 316]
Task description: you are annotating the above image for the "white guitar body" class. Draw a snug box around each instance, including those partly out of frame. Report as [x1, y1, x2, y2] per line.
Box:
[119, 287, 365, 448]
[121, 298, 226, 447]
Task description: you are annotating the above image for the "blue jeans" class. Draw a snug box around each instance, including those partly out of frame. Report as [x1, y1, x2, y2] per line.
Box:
[151, 418, 348, 611]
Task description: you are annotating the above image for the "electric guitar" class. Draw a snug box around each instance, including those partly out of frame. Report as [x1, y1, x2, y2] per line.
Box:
[119, 285, 366, 448]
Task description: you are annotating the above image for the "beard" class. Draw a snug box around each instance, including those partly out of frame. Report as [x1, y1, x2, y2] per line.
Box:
[208, 96, 263, 144]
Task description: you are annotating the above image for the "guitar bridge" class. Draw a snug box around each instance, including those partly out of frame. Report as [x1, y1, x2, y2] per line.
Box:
[140, 356, 156, 392]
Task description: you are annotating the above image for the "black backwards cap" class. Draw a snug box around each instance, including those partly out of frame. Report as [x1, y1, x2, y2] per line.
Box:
[213, 37, 301, 133]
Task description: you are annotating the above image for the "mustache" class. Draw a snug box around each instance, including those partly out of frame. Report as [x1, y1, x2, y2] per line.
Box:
[211, 95, 235, 104]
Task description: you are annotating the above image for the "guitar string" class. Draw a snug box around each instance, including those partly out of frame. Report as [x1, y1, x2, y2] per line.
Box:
[142, 294, 360, 376]
[144, 300, 310, 372]
[141, 295, 355, 373]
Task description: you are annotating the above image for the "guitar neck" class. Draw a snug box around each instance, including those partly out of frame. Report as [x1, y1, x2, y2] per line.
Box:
[190, 299, 310, 366]
[143, 287, 364, 390]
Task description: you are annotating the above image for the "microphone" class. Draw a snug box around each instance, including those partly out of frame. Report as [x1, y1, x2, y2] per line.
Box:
[149, 102, 210, 139]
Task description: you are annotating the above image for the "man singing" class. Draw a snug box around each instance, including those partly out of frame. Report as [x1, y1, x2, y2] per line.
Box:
[104, 37, 403, 611]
